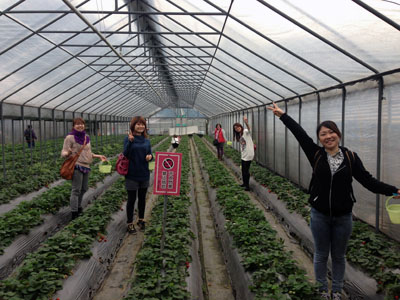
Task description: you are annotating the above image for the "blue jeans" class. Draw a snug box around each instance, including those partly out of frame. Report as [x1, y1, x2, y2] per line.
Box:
[310, 208, 352, 293]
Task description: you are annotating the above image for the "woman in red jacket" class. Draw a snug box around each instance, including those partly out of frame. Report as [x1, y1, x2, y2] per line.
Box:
[214, 124, 226, 160]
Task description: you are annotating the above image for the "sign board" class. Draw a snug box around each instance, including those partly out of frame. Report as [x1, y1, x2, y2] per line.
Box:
[153, 152, 182, 195]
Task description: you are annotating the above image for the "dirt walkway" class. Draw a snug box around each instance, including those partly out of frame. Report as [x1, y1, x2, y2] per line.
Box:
[189, 138, 235, 300]
[93, 191, 159, 300]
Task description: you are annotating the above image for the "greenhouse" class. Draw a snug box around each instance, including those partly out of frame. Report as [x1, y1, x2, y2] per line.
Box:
[0, 0, 400, 299]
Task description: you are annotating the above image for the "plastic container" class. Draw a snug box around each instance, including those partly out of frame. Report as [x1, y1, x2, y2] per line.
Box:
[99, 161, 112, 173]
[149, 161, 155, 171]
[386, 195, 400, 224]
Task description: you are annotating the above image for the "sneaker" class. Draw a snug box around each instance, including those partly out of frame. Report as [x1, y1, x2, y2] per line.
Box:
[240, 183, 246, 187]
[127, 223, 136, 234]
[244, 186, 250, 191]
[332, 292, 341, 300]
[137, 220, 146, 231]
[320, 291, 331, 300]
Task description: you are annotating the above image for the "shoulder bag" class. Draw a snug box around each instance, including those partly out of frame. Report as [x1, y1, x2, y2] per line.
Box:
[116, 137, 133, 175]
[60, 137, 87, 180]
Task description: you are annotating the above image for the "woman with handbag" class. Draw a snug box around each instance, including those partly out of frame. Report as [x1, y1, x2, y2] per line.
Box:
[214, 123, 226, 160]
[124, 116, 153, 234]
[61, 118, 107, 219]
[233, 116, 254, 191]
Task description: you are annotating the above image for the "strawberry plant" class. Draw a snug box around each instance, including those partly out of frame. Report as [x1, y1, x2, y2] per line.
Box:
[195, 135, 320, 299]
[205, 135, 400, 297]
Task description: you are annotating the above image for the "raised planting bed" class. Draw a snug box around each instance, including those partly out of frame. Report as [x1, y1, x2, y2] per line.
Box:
[51, 136, 173, 300]
[123, 136, 201, 300]
[0, 137, 169, 280]
[194, 135, 320, 300]
[206, 135, 400, 299]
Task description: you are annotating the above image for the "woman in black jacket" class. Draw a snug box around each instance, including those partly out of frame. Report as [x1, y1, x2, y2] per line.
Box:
[268, 102, 399, 300]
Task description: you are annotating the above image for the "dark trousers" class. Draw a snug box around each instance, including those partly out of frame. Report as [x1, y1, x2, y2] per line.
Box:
[126, 188, 147, 223]
[241, 160, 252, 187]
[216, 142, 224, 159]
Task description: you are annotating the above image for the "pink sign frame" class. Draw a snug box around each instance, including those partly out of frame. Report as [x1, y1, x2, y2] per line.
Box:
[153, 152, 182, 195]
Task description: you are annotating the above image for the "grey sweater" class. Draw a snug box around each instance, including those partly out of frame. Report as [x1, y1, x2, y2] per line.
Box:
[61, 135, 93, 168]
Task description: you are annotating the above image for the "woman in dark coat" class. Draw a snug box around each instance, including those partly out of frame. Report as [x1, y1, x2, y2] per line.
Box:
[268, 102, 399, 300]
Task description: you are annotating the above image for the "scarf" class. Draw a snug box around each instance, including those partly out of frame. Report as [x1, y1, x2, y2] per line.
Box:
[68, 128, 90, 145]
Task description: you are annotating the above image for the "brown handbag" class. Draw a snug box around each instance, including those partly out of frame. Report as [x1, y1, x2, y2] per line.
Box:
[60, 137, 87, 180]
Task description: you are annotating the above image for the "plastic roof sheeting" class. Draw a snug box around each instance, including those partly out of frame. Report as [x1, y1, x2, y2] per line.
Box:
[0, 0, 399, 117]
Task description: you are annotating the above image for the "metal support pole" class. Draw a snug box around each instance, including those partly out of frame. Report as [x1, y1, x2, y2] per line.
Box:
[21, 106, 25, 169]
[273, 108, 276, 172]
[341, 87, 346, 146]
[264, 106, 267, 166]
[284, 100, 288, 177]
[0, 103, 6, 179]
[52, 109, 57, 164]
[375, 77, 384, 232]
[12, 119, 15, 170]
[298, 97, 302, 185]
[160, 194, 168, 253]
[95, 114, 98, 149]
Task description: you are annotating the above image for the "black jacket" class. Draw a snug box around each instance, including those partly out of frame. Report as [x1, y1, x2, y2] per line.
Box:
[280, 113, 398, 216]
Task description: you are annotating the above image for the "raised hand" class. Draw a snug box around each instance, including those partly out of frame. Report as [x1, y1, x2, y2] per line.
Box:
[267, 102, 284, 117]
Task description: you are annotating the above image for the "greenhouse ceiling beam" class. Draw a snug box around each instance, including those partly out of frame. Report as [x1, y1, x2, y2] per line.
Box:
[61, 0, 165, 107]
[43, 36, 153, 110]
[281, 67, 400, 105]
[40, 37, 147, 109]
[142, 18, 273, 106]
[60, 44, 216, 49]
[352, 0, 400, 31]
[0, 0, 25, 17]
[63, 81, 129, 113]
[91, 92, 148, 116]
[22, 22, 146, 108]
[163, 0, 317, 92]
[155, 46, 262, 108]
[148, 3, 295, 100]
[0, 0, 91, 59]
[39, 30, 221, 35]
[202, 0, 342, 84]
[7, 10, 226, 16]
[78, 55, 213, 59]
[256, 0, 379, 74]
[197, 89, 237, 111]
[93, 92, 149, 116]
[202, 79, 256, 109]
[89, 63, 210, 67]
[193, 97, 223, 117]
[119, 101, 158, 118]
[0, 3, 136, 84]
[212, 67, 400, 120]
[91, 90, 147, 115]
[2, 4, 142, 106]
[195, 0, 235, 106]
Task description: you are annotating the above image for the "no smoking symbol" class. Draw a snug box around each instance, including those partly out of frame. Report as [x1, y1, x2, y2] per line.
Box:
[162, 158, 174, 170]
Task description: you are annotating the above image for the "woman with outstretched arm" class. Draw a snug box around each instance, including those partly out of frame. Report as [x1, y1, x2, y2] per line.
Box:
[267, 102, 400, 300]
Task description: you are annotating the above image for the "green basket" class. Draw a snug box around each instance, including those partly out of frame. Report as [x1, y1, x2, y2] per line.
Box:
[149, 161, 155, 171]
[99, 161, 112, 174]
[386, 196, 400, 224]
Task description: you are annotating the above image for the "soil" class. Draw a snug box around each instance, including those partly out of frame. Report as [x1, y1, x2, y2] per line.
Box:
[189, 138, 235, 300]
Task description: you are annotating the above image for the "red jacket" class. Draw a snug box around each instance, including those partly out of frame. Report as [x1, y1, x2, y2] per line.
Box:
[214, 128, 226, 143]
